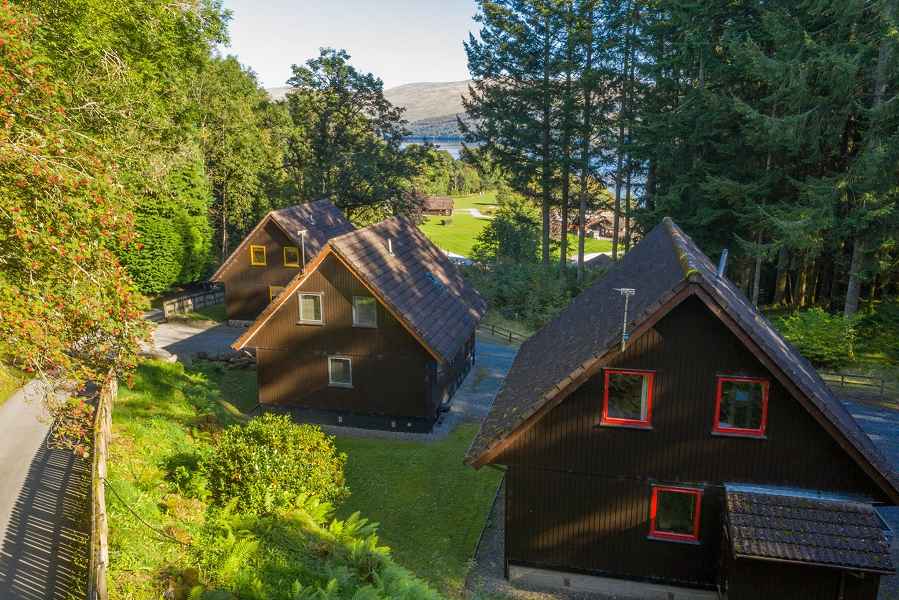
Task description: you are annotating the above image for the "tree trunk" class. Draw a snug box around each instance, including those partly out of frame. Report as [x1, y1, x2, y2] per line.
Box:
[773, 246, 789, 305]
[559, 1, 573, 273]
[540, 12, 553, 267]
[751, 232, 763, 307]
[844, 238, 865, 317]
[796, 257, 809, 309]
[576, 1, 596, 282]
[612, 0, 632, 261]
[623, 163, 633, 252]
[221, 196, 228, 264]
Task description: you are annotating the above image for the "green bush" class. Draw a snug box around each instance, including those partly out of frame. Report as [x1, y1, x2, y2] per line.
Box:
[204, 414, 349, 514]
[855, 300, 899, 364]
[772, 308, 856, 368]
[441, 217, 453, 226]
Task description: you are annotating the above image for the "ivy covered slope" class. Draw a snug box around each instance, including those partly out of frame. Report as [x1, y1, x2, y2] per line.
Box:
[108, 361, 450, 600]
[0, 2, 147, 418]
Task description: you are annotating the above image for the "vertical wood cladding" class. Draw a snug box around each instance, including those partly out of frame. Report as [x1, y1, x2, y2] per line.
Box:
[220, 220, 302, 320]
[254, 254, 436, 420]
[724, 556, 881, 600]
[500, 295, 884, 587]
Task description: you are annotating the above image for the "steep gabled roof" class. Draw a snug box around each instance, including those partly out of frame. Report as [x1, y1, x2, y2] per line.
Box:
[210, 200, 354, 282]
[466, 218, 899, 503]
[422, 196, 454, 211]
[233, 217, 486, 363]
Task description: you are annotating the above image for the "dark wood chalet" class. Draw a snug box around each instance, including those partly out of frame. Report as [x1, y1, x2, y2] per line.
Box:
[467, 218, 897, 599]
[210, 201, 354, 321]
[232, 217, 486, 432]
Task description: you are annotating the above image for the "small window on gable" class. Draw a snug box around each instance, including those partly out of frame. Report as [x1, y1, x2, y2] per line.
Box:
[714, 376, 769, 437]
[649, 486, 702, 543]
[601, 369, 654, 428]
[328, 356, 352, 387]
[352, 296, 377, 328]
[284, 246, 300, 267]
[298, 293, 323, 324]
[250, 245, 266, 266]
[269, 286, 285, 302]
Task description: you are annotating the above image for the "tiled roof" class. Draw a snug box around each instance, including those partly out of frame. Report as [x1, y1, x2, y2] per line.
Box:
[725, 488, 894, 573]
[465, 219, 899, 502]
[210, 200, 353, 281]
[329, 217, 486, 362]
[422, 196, 454, 211]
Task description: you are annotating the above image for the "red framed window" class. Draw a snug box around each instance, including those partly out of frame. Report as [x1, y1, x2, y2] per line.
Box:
[601, 369, 654, 428]
[713, 376, 769, 437]
[649, 486, 702, 542]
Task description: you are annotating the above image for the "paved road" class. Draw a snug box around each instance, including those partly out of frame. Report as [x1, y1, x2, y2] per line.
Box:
[151, 320, 245, 359]
[0, 381, 90, 599]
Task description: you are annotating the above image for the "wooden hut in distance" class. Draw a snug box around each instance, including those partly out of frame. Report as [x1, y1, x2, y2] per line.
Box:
[468, 218, 897, 599]
[422, 195, 454, 216]
[209, 201, 354, 322]
[232, 217, 486, 432]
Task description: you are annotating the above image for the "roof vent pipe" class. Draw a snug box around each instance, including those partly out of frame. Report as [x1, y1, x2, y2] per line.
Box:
[717, 248, 729, 278]
[388, 238, 394, 255]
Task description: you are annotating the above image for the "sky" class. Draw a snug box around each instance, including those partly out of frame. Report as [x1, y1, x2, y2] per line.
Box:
[220, 0, 478, 90]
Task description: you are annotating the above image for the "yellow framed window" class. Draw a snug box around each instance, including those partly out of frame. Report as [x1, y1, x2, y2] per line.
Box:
[249, 244, 267, 266]
[269, 286, 285, 302]
[283, 245, 300, 267]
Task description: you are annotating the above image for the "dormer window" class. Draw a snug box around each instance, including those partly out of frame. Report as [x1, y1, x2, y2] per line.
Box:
[249, 245, 267, 266]
[601, 369, 654, 428]
[283, 246, 300, 267]
[713, 376, 769, 437]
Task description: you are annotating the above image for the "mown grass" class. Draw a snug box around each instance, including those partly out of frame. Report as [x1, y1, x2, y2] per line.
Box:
[109, 360, 502, 598]
[335, 425, 503, 596]
[172, 303, 227, 323]
[420, 211, 492, 256]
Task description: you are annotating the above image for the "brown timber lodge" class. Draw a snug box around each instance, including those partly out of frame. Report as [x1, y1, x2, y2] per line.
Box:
[468, 219, 897, 599]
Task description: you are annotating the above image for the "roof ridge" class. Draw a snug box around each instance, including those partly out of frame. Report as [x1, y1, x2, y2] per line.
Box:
[663, 217, 702, 280]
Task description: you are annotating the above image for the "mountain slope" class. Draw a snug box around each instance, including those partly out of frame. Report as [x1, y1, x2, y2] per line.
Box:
[267, 80, 473, 137]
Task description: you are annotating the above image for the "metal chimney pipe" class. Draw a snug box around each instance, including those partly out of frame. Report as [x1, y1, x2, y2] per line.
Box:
[717, 249, 729, 278]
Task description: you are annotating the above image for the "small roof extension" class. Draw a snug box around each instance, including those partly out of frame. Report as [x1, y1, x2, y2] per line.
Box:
[233, 216, 486, 364]
[465, 218, 899, 505]
[210, 200, 354, 282]
[725, 486, 894, 574]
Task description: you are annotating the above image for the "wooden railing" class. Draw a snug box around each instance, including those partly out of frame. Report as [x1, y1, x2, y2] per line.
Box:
[820, 371, 892, 400]
[479, 321, 530, 344]
[162, 286, 224, 319]
[87, 371, 116, 600]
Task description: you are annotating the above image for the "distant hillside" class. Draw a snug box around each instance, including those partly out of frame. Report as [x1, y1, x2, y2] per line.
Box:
[266, 80, 473, 138]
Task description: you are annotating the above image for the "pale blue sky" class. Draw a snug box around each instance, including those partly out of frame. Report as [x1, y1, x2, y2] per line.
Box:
[221, 0, 478, 89]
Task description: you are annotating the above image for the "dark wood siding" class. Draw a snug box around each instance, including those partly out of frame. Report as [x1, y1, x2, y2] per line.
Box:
[499, 296, 884, 587]
[220, 220, 302, 320]
[254, 254, 435, 420]
[725, 557, 881, 600]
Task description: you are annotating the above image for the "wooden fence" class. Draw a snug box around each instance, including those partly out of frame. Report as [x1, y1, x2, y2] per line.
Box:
[87, 371, 116, 600]
[162, 286, 224, 319]
[479, 321, 530, 344]
[820, 371, 892, 400]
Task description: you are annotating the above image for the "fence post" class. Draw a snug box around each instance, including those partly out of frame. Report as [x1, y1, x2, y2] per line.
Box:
[88, 371, 115, 600]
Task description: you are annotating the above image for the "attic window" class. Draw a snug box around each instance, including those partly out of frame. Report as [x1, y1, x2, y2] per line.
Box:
[284, 246, 300, 267]
[649, 486, 702, 543]
[352, 296, 377, 328]
[249, 245, 266, 266]
[298, 293, 323, 324]
[713, 376, 769, 437]
[601, 369, 654, 428]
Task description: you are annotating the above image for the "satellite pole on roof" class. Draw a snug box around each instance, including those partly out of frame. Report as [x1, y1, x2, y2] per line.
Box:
[717, 248, 729, 278]
[298, 230, 307, 267]
[614, 288, 636, 352]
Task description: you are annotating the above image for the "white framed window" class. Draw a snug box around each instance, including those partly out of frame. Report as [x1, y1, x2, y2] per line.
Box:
[298, 293, 323, 324]
[328, 356, 352, 387]
[352, 296, 378, 328]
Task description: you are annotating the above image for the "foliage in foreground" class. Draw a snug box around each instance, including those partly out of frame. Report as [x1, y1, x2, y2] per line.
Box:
[189, 495, 446, 600]
[205, 413, 350, 515]
[0, 1, 148, 451]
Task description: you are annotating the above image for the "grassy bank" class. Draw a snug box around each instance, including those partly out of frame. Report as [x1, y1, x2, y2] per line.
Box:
[108, 360, 502, 598]
[0, 364, 26, 407]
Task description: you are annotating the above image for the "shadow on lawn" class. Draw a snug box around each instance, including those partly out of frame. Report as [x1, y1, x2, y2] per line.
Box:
[0, 431, 90, 600]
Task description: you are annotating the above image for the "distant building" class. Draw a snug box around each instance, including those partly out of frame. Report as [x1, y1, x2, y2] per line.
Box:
[422, 195, 454, 216]
[467, 218, 897, 599]
[209, 201, 354, 322]
[551, 209, 624, 240]
[233, 217, 486, 432]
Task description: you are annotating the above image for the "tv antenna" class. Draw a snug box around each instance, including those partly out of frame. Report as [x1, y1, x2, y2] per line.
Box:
[614, 288, 636, 352]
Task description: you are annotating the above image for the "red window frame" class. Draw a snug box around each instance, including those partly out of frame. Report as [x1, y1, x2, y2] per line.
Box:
[713, 376, 769, 437]
[649, 485, 703, 542]
[601, 369, 654, 428]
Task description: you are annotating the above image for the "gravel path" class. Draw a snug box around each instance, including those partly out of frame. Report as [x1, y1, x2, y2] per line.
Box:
[149, 320, 245, 361]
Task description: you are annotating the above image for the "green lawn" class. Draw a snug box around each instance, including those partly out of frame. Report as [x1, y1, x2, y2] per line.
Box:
[108, 360, 501, 598]
[419, 211, 492, 256]
[450, 191, 499, 210]
[171, 303, 227, 323]
[0, 364, 26, 407]
[335, 425, 503, 596]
